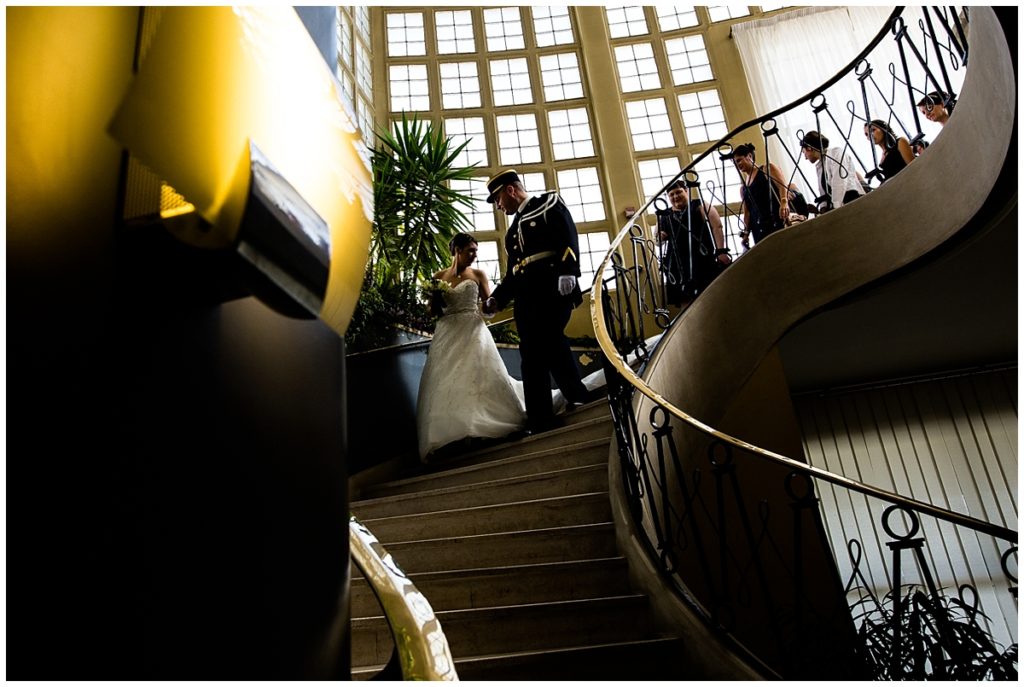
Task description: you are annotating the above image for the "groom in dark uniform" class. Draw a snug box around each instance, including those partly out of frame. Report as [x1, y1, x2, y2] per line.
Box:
[483, 169, 589, 434]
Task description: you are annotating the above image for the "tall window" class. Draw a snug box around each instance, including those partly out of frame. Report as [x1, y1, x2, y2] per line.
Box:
[389, 64, 430, 111]
[520, 172, 547, 195]
[691, 152, 744, 207]
[451, 177, 496, 233]
[615, 43, 661, 93]
[357, 97, 374, 148]
[532, 7, 574, 47]
[625, 98, 675, 151]
[439, 62, 482, 109]
[355, 7, 370, 39]
[337, 9, 372, 148]
[637, 157, 682, 213]
[444, 117, 488, 167]
[539, 52, 584, 102]
[489, 58, 533, 106]
[665, 35, 713, 86]
[578, 231, 614, 287]
[483, 7, 525, 52]
[548, 108, 594, 160]
[338, 12, 353, 70]
[556, 167, 605, 223]
[386, 12, 426, 57]
[656, 7, 700, 31]
[707, 5, 750, 23]
[356, 41, 372, 95]
[678, 89, 727, 144]
[435, 10, 476, 54]
[496, 113, 542, 165]
[606, 6, 648, 39]
[474, 240, 503, 284]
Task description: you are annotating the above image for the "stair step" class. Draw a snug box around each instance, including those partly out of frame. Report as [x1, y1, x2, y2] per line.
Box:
[438, 415, 613, 467]
[354, 522, 619, 576]
[359, 492, 611, 542]
[361, 437, 611, 499]
[351, 463, 607, 520]
[562, 398, 611, 423]
[352, 595, 653, 666]
[454, 636, 690, 681]
[350, 557, 632, 618]
[350, 636, 686, 681]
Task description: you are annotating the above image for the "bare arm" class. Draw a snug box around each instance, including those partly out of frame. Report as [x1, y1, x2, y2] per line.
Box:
[767, 163, 791, 221]
[475, 268, 492, 301]
[740, 198, 751, 246]
[897, 137, 914, 164]
[704, 204, 731, 265]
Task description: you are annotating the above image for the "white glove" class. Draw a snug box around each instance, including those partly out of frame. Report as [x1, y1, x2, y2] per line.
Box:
[557, 275, 577, 296]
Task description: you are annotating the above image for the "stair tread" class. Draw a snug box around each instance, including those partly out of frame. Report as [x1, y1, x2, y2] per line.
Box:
[381, 519, 616, 547]
[364, 435, 611, 495]
[351, 555, 628, 587]
[352, 462, 607, 511]
[456, 635, 681, 663]
[359, 490, 610, 526]
[436, 415, 612, 466]
[353, 592, 649, 625]
[352, 636, 683, 680]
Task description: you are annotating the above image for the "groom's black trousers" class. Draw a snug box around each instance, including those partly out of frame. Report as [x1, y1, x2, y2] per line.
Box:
[512, 267, 588, 431]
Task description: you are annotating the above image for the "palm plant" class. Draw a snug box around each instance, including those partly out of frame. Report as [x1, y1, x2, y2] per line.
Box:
[347, 114, 479, 351]
[852, 583, 1018, 680]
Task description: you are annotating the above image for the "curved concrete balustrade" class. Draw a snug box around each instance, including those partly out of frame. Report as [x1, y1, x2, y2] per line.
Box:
[606, 7, 1015, 679]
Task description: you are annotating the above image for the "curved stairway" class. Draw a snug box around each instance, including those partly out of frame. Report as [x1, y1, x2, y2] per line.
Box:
[349, 401, 698, 681]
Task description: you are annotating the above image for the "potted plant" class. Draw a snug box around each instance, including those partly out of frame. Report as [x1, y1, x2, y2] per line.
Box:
[852, 583, 1018, 679]
[346, 114, 479, 352]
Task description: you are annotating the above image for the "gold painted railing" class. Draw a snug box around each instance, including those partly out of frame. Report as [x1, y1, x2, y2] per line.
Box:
[349, 515, 458, 681]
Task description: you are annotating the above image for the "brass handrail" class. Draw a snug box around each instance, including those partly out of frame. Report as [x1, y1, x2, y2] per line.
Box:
[349, 515, 459, 681]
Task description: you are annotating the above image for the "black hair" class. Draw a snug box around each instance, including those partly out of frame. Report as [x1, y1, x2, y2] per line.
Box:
[917, 90, 948, 107]
[733, 142, 757, 159]
[866, 119, 898, 148]
[449, 232, 477, 254]
[800, 130, 829, 149]
[666, 179, 686, 192]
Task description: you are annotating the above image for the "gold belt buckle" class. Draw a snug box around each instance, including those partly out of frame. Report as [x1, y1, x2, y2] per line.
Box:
[514, 250, 556, 275]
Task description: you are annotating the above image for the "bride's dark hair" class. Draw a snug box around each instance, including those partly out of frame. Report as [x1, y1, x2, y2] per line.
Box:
[449, 232, 477, 254]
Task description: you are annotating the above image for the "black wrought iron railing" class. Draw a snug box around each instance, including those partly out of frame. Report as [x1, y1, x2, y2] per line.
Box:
[591, 6, 1017, 680]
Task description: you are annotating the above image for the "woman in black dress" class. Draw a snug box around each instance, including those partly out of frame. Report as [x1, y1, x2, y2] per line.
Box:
[865, 119, 914, 182]
[733, 142, 791, 247]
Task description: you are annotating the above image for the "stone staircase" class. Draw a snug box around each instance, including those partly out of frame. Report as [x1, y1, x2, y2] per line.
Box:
[349, 401, 688, 680]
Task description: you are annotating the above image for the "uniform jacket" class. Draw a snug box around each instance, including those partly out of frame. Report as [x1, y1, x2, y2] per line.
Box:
[491, 191, 582, 309]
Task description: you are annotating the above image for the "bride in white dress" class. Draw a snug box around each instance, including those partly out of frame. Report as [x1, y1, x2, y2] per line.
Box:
[416, 233, 531, 460]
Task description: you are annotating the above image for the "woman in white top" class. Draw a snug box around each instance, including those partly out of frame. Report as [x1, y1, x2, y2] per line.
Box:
[798, 130, 865, 212]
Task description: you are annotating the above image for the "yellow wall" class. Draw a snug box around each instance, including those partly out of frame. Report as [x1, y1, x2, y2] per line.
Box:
[8, 7, 138, 273]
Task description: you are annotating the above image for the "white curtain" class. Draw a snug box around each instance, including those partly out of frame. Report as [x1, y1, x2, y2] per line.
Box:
[732, 7, 964, 193]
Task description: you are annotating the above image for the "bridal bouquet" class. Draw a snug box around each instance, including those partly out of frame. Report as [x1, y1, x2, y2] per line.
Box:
[421, 277, 450, 317]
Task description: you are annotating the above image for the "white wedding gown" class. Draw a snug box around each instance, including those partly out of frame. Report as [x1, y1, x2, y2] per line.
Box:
[416, 280, 530, 460]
